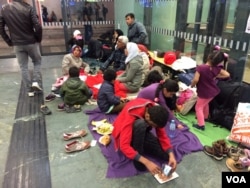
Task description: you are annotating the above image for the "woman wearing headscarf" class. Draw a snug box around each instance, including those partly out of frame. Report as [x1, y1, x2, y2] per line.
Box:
[116, 42, 144, 93]
[62, 45, 89, 76]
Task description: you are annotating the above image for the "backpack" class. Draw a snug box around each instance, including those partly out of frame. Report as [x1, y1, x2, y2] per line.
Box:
[209, 80, 250, 130]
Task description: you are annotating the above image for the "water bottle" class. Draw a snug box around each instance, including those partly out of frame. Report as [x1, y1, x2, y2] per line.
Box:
[168, 119, 176, 138]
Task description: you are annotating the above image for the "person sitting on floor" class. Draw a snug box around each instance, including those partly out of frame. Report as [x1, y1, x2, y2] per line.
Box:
[97, 69, 128, 114]
[99, 35, 128, 73]
[141, 66, 164, 87]
[137, 79, 179, 112]
[62, 45, 90, 76]
[67, 30, 84, 53]
[116, 42, 144, 93]
[48, 45, 90, 96]
[59, 66, 92, 113]
[137, 44, 150, 85]
[112, 98, 177, 174]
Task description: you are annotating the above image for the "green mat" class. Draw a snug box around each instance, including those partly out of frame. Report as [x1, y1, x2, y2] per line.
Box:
[176, 112, 234, 147]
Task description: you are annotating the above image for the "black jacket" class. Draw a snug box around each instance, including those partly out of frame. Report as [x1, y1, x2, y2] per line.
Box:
[0, 0, 42, 46]
[97, 80, 121, 112]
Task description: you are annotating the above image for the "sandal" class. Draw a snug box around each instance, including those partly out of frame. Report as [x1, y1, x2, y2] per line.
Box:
[226, 158, 250, 172]
[227, 146, 245, 161]
[63, 129, 87, 141]
[65, 140, 91, 153]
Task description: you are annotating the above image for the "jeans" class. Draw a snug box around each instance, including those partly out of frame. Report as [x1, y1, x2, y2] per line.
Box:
[14, 43, 42, 92]
[131, 119, 169, 170]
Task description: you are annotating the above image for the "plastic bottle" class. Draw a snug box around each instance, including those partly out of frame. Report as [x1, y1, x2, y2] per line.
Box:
[168, 119, 176, 138]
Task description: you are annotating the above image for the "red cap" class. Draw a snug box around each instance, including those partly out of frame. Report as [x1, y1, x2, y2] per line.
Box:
[164, 51, 176, 65]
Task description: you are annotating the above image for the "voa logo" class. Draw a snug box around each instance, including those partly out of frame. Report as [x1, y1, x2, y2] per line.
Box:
[226, 176, 247, 183]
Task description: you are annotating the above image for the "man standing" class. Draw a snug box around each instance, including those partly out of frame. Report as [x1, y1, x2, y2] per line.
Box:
[0, 0, 43, 97]
[125, 13, 149, 46]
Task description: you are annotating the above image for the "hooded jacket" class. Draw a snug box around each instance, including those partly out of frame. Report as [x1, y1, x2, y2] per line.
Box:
[0, 0, 42, 46]
[112, 98, 172, 160]
[60, 77, 90, 105]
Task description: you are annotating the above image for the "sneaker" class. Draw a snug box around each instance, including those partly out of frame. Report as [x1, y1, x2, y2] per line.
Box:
[65, 105, 76, 113]
[28, 91, 35, 97]
[51, 86, 58, 91]
[203, 143, 224, 160]
[73, 105, 82, 112]
[45, 93, 56, 102]
[40, 105, 52, 115]
[192, 124, 205, 131]
[57, 103, 65, 111]
[28, 88, 35, 97]
[32, 82, 43, 91]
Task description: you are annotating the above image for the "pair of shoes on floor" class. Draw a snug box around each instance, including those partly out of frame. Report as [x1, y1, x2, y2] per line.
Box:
[65, 104, 82, 113]
[192, 123, 205, 131]
[45, 93, 56, 102]
[40, 105, 52, 115]
[203, 142, 224, 160]
[63, 129, 90, 153]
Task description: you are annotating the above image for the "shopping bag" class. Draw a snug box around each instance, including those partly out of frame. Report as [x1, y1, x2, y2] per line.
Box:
[228, 102, 250, 147]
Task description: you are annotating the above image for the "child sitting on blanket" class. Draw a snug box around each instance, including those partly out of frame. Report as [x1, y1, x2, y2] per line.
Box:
[97, 69, 128, 114]
[59, 66, 92, 112]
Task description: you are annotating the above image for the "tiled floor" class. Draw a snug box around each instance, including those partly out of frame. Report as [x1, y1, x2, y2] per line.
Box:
[0, 55, 231, 188]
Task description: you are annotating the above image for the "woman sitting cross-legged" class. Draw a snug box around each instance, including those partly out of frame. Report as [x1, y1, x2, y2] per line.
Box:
[116, 42, 144, 93]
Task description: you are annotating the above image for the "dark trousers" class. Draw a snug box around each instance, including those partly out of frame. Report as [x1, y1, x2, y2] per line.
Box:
[131, 119, 169, 171]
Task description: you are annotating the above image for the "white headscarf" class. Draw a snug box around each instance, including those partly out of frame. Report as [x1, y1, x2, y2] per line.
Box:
[125, 42, 139, 64]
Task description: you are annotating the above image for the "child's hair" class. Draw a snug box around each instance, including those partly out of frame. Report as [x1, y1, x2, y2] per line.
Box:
[148, 105, 169, 127]
[143, 70, 163, 87]
[154, 79, 179, 100]
[103, 69, 117, 82]
[69, 66, 80, 77]
[208, 45, 229, 66]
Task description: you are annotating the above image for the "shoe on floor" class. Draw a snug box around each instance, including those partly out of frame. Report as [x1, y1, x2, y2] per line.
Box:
[73, 104, 82, 112]
[203, 143, 223, 160]
[32, 82, 43, 91]
[28, 88, 35, 97]
[45, 93, 56, 102]
[40, 105, 52, 115]
[226, 158, 250, 172]
[63, 129, 87, 141]
[57, 103, 65, 111]
[65, 140, 91, 153]
[192, 124, 205, 131]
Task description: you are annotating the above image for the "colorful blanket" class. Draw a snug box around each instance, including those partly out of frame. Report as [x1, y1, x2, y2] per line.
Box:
[85, 107, 203, 178]
[52, 73, 127, 99]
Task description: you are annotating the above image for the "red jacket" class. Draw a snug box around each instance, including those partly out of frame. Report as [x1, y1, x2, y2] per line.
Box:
[112, 98, 172, 160]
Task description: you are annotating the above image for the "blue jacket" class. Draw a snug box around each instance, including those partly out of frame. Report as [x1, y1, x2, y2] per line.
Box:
[97, 80, 121, 112]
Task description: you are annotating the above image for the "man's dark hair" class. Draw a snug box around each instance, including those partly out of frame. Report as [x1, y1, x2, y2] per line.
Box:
[143, 70, 163, 87]
[69, 66, 80, 77]
[155, 79, 179, 99]
[103, 69, 116, 82]
[148, 105, 169, 127]
[125, 13, 135, 19]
